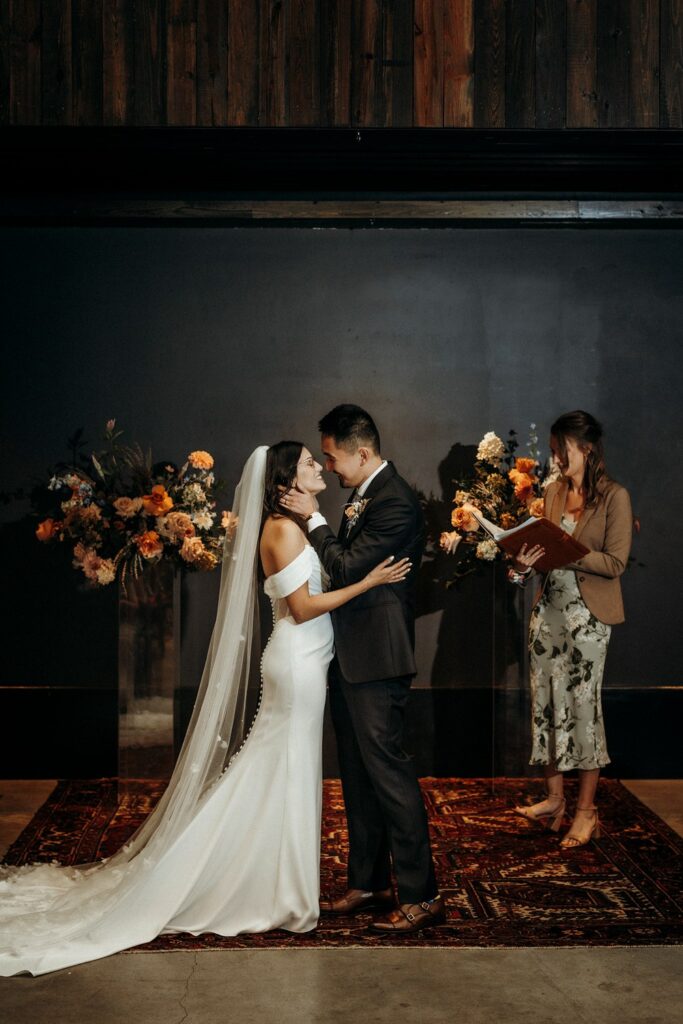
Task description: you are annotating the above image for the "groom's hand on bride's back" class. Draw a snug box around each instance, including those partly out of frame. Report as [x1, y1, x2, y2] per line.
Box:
[362, 556, 412, 591]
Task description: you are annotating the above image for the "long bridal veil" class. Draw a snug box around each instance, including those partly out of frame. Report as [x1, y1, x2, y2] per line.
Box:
[0, 445, 269, 976]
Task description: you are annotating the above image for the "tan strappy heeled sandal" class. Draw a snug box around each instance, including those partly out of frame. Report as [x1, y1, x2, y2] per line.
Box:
[560, 805, 601, 849]
[514, 795, 566, 832]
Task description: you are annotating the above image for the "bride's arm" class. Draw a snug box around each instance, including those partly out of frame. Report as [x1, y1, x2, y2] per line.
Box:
[263, 519, 411, 625]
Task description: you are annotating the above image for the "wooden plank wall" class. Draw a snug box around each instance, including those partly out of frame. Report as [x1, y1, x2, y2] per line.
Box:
[2, 0, 682, 127]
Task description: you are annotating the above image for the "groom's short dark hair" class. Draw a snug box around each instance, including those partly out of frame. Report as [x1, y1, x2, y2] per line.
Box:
[318, 404, 381, 454]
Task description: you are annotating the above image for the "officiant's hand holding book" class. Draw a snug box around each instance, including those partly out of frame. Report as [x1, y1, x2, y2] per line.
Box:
[463, 504, 589, 573]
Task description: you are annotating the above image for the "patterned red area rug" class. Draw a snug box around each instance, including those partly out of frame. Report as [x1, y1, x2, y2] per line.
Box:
[5, 778, 683, 948]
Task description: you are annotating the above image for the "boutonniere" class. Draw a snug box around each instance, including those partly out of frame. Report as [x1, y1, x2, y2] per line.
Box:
[344, 496, 370, 531]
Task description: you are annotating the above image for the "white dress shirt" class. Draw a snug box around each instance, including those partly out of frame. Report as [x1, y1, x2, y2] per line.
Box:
[307, 460, 388, 534]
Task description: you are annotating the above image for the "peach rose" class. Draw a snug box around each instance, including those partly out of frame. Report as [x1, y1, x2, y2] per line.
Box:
[451, 507, 479, 532]
[158, 511, 196, 542]
[197, 549, 219, 571]
[529, 497, 545, 519]
[178, 537, 216, 570]
[142, 485, 174, 517]
[188, 450, 214, 470]
[515, 457, 537, 475]
[500, 513, 517, 531]
[440, 531, 462, 555]
[179, 535, 206, 564]
[113, 496, 143, 519]
[135, 530, 164, 559]
[36, 518, 60, 542]
[221, 510, 239, 537]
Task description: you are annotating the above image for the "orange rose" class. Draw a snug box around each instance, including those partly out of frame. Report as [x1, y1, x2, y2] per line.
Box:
[135, 530, 164, 559]
[515, 457, 537, 475]
[142, 485, 174, 517]
[36, 518, 60, 542]
[529, 497, 545, 518]
[451, 507, 479, 532]
[500, 513, 517, 531]
[508, 469, 534, 502]
[188, 450, 214, 470]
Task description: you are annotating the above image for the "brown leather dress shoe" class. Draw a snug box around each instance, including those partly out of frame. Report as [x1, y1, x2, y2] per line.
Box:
[369, 896, 447, 934]
[320, 887, 395, 915]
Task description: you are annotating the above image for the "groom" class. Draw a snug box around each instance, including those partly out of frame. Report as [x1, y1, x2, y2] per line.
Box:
[281, 404, 444, 933]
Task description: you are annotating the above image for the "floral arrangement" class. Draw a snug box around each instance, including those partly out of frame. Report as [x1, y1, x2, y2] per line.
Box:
[34, 420, 233, 587]
[439, 425, 557, 580]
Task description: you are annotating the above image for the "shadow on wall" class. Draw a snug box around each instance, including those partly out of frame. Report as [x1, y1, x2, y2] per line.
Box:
[416, 442, 524, 690]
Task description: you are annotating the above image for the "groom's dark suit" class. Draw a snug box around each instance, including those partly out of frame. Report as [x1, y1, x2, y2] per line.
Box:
[308, 462, 438, 904]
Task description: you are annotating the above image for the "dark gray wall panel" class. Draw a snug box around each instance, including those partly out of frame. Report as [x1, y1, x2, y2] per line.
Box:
[2, 227, 682, 695]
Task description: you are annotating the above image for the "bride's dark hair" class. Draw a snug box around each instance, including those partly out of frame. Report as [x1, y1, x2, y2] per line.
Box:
[263, 441, 305, 523]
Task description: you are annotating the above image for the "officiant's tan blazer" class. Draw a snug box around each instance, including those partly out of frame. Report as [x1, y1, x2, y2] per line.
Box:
[542, 477, 633, 625]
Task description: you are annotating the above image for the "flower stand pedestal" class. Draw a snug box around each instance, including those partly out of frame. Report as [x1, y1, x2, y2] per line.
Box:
[118, 561, 180, 795]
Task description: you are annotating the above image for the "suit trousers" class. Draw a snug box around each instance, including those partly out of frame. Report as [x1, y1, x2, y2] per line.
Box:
[329, 661, 438, 904]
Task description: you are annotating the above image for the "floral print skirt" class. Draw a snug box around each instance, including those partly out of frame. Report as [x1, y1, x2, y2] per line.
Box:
[528, 569, 611, 771]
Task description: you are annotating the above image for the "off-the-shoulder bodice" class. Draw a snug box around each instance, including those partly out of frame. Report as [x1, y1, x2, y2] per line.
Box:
[263, 545, 327, 623]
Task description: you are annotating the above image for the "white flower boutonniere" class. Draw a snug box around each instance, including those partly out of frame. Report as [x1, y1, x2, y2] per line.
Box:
[344, 496, 370, 532]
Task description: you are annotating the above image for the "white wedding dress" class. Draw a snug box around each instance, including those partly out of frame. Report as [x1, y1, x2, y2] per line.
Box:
[0, 540, 333, 975]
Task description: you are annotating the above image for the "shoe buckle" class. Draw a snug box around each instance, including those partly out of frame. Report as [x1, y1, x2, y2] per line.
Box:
[406, 912, 415, 922]
[420, 902, 430, 911]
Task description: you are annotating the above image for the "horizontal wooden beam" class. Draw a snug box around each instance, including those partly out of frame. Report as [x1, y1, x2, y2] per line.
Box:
[2, 197, 683, 225]
[3, 127, 683, 194]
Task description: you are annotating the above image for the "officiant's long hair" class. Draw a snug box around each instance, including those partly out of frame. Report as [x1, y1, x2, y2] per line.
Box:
[551, 410, 606, 508]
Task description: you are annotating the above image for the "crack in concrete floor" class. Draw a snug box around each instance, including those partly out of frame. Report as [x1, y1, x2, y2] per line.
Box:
[174, 951, 199, 1024]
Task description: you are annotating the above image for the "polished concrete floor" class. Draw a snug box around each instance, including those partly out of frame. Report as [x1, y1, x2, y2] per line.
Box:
[1, 780, 681, 1024]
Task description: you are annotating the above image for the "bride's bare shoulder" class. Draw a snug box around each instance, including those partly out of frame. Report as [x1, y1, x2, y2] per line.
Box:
[260, 515, 306, 574]
[261, 513, 302, 538]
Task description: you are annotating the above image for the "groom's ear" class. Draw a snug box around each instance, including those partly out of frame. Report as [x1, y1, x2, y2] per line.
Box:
[357, 446, 372, 465]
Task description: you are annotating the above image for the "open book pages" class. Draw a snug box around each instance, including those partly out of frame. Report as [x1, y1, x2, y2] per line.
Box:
[469, 509, 536, 542]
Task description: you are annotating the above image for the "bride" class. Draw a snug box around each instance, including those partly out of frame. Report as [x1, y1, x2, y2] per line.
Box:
[0, 442, 410, 976]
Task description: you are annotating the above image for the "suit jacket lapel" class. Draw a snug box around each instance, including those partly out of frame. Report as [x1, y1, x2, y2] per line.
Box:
[362, 461, 396, 500]
[338, 490, 355, 538]
[342, 463, 396, 542]
[547, 480, 567, 526]
[572, 492, 600, 544]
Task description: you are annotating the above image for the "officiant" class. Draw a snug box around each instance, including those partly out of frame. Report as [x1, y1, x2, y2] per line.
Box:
[510, 411, 633, 849]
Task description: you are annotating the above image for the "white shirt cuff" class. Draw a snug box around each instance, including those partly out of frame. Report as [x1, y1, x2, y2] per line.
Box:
[307, 512, 327, 533]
